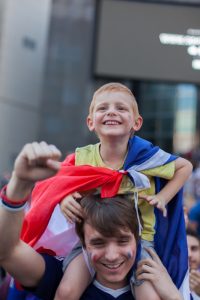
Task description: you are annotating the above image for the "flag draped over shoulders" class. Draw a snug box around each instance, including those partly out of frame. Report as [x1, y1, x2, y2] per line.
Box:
[123, 136, 188, 293]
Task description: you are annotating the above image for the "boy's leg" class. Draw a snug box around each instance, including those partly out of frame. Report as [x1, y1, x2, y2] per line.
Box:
[134, 281, 161, 300]
[132, 240, 161, 300]
[54, 253, 91, 300]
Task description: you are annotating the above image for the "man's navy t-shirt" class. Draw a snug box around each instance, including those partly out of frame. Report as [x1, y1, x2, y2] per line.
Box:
[26, 254, 134, 300]
[81, 282, 134, 300]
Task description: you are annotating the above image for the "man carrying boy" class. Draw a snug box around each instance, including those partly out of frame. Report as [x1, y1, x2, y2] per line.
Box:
[18, 83, 192, 300]
[0, 142, 183, 300]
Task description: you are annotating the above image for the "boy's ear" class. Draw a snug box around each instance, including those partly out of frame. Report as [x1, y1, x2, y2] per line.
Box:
[133, 116, 143, 132]
[87, 115, 95, 131]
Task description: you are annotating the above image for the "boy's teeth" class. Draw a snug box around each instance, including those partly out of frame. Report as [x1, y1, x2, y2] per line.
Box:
[105, 121, 119, 125]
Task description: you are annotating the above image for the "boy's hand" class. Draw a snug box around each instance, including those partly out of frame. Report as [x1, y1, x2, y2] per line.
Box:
[136, 248, 182, 300]
[7, 142, 61, 201]
[60, 192, 83, 223]
[140, 194, 167, 217]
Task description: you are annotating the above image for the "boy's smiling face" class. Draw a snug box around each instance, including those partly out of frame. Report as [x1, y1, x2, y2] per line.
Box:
[87, 91, 142, 140]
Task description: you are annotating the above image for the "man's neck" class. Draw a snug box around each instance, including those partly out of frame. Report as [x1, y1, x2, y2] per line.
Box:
[93, 280, 131, 297]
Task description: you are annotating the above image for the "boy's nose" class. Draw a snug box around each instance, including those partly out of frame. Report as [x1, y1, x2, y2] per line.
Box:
[107, 108, 117, 115]
[105, 104, 116, 113]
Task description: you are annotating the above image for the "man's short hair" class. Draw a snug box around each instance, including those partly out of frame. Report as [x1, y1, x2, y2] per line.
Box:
[76, 194, 140, 247]
[187, 228, 200, 242]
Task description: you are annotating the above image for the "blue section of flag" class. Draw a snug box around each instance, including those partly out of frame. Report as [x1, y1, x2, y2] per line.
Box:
[124, 136, 160, 167]
[124, 135, 188, 289]
[154, 178, 188, 288]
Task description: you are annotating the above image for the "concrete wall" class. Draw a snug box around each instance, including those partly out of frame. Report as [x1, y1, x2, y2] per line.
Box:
[0, 0, 52, 173]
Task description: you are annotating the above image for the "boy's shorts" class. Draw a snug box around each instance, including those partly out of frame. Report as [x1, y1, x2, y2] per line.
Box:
[62, 241, 95, 277]
[62, 241, 82, 272]
[130, 239, 155, 287]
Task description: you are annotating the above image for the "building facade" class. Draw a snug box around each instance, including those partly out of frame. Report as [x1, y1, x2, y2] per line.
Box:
[0, 0, 199, 173]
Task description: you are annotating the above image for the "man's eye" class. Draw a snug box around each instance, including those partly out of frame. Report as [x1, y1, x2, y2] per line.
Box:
[91, 240, 105, 247]
[118, 239, 129, 245]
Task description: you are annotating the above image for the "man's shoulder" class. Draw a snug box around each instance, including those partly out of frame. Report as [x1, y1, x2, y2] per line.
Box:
[80, 283, 134, 300]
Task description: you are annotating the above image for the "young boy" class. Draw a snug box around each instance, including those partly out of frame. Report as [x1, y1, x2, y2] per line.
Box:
[20, 83, 192, 300]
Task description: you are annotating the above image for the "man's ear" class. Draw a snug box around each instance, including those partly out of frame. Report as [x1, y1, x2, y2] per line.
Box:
[133, 116, 143, 132]
[87, 115, 95, 131]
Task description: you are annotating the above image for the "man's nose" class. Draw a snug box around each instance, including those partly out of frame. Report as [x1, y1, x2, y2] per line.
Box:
[188, 247, 191, 258]
[104, 244, 120, 260]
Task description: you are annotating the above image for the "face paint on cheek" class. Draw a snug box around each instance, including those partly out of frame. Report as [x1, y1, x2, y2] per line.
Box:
[91, 252, 98, 263]
[126, 250, 134, 260]
[87, 251, 100, 263]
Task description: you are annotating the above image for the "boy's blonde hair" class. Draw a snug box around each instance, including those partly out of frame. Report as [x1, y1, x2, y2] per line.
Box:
[89, 82, 140, 118]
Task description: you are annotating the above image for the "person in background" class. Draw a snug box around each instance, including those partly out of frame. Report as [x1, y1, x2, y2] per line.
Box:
[188, 201, 200, 238]
[187, 229, 200, 300]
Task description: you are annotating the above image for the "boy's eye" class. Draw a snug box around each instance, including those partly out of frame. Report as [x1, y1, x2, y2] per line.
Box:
[117, 106, 126, 111]
[96, 106, 106, 111]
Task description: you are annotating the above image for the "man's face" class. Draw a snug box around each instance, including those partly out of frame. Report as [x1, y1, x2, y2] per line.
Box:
[187, 234, 200, 270]
[84, 222, 137, 289]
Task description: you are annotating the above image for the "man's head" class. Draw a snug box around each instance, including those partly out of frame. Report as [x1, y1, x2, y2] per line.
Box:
[87, 82, 143, 139]
[76, 194, 140, 289]
[187, 229, 200, 270]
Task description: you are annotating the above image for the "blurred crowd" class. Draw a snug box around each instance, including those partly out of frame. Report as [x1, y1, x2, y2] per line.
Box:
[184, 148, 200, 237]
[183, 148, 200, 300]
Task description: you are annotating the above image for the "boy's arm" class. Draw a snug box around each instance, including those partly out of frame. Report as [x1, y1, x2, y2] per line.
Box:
[0, 142, 61, 287]
[141, 157, 193, 216]
[156, 157, 193, 204]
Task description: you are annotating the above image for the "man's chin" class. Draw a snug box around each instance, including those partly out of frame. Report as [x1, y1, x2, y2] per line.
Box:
[190, 265, 198, 270]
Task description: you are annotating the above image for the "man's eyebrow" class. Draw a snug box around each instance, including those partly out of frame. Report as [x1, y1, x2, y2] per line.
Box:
[117, 235, 132, 240]
[117, 232, 133, 238]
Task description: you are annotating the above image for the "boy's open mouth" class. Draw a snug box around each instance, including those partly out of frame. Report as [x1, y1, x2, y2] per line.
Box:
[103, 121, 121, 125]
